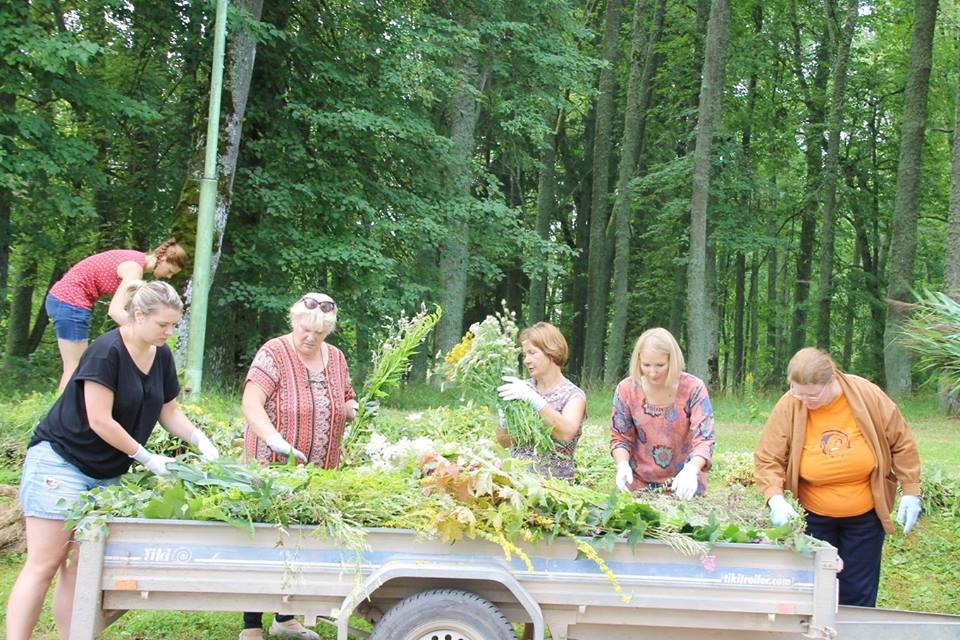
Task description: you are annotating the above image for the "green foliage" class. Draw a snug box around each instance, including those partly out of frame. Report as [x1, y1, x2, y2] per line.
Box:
[342, 305, 442, 462]
[920, 464, 960, 519]
[900, 290, 960, 394]
[0, 390, 55, 480]
[146, 398, 243, 458]
[367, 403, 500, 448]
[438, 309, 554, 454]
[69, 457, 424, 550]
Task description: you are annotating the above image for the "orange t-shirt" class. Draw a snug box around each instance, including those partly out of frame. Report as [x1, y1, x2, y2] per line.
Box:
[797, 393, 876, 517]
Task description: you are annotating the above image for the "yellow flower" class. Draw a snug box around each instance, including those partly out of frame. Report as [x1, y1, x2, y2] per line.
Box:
[444, 331, 474, 365]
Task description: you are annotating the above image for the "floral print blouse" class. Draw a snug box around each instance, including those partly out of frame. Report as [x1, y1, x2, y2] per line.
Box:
[610, 372, 715, 495]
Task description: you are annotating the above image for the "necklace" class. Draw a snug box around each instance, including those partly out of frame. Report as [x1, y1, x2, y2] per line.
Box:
[297, 342, 327, 372]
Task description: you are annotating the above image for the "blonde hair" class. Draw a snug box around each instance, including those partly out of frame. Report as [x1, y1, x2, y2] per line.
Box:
[151, 237, 187, 270]
[289, 292, 337, 334]
[123, 280, 183, 316]
[519, 322, 569, 367]
[786, 347, 837, 385]
[628, 327, 685, 386]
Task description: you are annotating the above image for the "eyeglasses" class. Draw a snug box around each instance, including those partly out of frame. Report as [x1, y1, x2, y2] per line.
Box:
[789, 381, 829, 402]
[300, 296, 336, 313]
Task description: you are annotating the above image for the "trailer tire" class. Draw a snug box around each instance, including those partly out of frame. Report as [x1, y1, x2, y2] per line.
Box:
[369, 588, 517, 640]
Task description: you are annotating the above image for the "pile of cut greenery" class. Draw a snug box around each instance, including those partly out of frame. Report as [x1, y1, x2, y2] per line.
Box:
[436, 307, 555, 455]
[69, 409, 812, 587]
[68, 306, 815, 594]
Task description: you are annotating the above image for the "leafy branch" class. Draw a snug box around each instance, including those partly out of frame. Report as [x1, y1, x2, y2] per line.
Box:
[342, 304, 442, 463]
[900, 290, 960, 394]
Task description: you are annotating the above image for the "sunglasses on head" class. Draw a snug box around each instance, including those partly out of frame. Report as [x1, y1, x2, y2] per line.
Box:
[300, 296, 336, 313]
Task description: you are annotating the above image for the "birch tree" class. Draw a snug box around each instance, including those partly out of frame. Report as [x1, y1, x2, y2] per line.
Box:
[173, 0, 263, 366]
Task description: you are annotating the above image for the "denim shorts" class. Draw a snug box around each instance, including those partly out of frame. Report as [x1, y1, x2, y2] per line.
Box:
[45, 293, 91, 342]
[18, 441, 120, 520]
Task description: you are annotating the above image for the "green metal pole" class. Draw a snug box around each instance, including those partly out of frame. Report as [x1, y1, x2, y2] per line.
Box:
[184, 0, 228, 401]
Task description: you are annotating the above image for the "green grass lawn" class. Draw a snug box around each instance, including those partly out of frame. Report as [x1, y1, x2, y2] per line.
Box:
[1, 385, 958, 639]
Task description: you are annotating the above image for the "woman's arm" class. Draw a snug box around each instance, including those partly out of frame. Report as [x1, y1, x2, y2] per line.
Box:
[753, 397, 793, 500]
[541, 395, 586, 442]
[158, 397, 218, 459]
[610, 385, 635, 460]
[240, 382, 282, 439]
[157, 397, 197, 441]
[685, 381, 716, 468]
[107, 260, 145, 325]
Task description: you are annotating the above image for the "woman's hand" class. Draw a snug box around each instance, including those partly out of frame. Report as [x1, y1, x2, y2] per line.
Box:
[497, 376, 547, 411]
[190, 429, 220, 461]
[670, 462, 700, 500]
[615, 460, 634, 492]
[265, 433, 308, 463]
[896, 495, 922, 534]
[130, 445, 175, 476]
[767, 494, 800, 526]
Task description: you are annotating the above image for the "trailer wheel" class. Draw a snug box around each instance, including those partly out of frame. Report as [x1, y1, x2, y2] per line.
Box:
[369, 588, 517, 640]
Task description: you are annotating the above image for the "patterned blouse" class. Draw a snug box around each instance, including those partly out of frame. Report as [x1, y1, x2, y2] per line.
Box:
[49, 249, 147, 309]
[511, 378, 587, 482]
[243, 336, 356, 469]
[610, 372, 715, 494]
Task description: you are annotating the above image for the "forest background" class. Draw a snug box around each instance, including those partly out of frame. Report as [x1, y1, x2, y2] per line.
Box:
[2, 0, 959, 401]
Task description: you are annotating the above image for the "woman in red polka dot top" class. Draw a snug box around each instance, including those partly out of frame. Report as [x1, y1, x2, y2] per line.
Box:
[45, 238, 188, 390]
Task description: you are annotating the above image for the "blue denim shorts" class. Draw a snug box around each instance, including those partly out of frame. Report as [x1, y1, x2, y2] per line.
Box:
[18, 441, 120, 520]
[45, 293, 91, 342]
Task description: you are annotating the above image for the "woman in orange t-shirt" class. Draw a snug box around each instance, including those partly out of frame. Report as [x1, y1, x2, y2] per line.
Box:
[754, 347, 922, 606]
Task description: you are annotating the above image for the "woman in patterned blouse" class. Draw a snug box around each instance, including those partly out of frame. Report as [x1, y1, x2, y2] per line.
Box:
[239, 292, 358, 640]
[610, 327, 715, 500]
[496, 321, 587, 482]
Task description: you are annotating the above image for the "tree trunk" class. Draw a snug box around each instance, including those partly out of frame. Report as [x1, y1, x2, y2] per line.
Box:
[788, 0, 830, 356]
[435, 59, 489, 354]
[842, 237, 861, 370]
[945, 62, 960, 298]
[884, 0, 938, 398]
[2, 258, 36, 363]
[582, 0, 621, 385]
[845, 101, 886, 381]
[748, 255, 760, 383]
[815, 0, 859, 349]
[764, 213, 781, 387]
[686, 0, 730, 380]
[0, 90, 13, 320]
[734, 3, 762, 392]
[529, 112, 560, 324]
[566, 108, 594, 378]
[173, 0, 263, 360]
[938, 50, 960, 413]
[733, 251, 746, 390]
[606, 0, 665, 385]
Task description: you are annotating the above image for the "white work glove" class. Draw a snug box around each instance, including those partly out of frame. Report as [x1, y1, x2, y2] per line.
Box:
[497, 376, 548, 412]
[670, 462, 700, 500]
[189, 429, 220, 461]
[265, 432, 308, 463]
[615, 459, 634, 492]
[768, 494, 800, 526]
[896, 495, 922, 534]
[130, 445, 175, 477]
